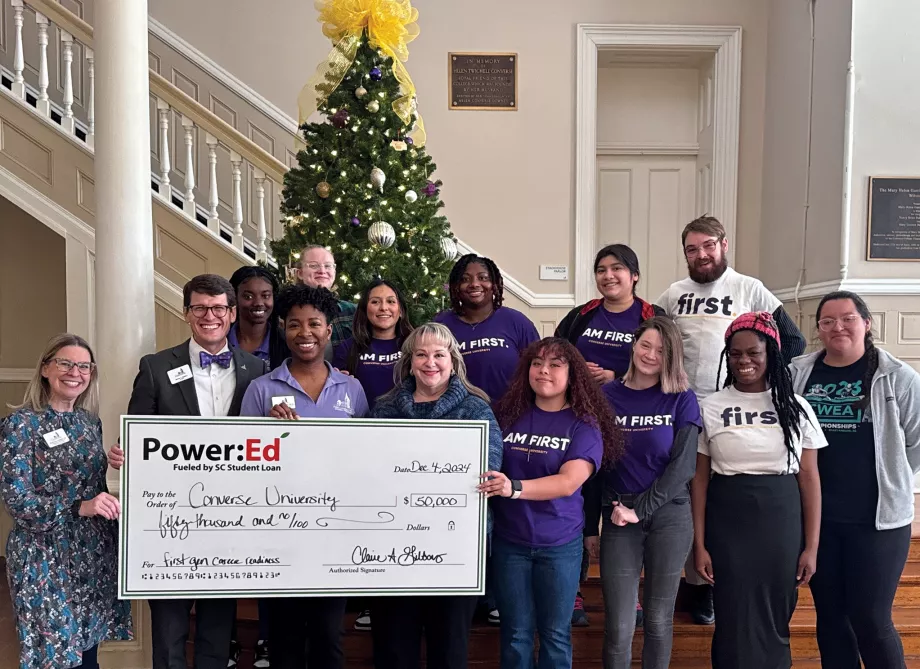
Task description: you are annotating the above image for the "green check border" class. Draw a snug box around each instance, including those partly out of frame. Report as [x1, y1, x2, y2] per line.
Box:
[118, 416, 489, 599]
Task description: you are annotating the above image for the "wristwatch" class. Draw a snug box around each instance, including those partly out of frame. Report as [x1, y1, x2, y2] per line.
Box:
[510, 479, 523, 500]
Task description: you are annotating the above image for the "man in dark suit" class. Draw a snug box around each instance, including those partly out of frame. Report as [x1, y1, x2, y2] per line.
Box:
[110, 273, 267, 669]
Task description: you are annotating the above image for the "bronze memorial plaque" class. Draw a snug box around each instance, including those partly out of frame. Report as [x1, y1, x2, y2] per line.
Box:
[449, 53, 517, 111]
[867, 176, 920, 261]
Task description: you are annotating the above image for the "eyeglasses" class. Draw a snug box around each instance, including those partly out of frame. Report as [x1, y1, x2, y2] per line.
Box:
[48, 358, 96, 374]
[187, 304, 231, 318]
[684, 239, 722, 258]
[303, 262, 336, 272]
[817, 314, 864, 332]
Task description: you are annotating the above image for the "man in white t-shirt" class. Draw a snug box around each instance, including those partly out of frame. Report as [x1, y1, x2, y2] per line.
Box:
[656, 215, 805, 624]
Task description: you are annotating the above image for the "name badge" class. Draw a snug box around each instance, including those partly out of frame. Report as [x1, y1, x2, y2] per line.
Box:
[271, 395, 296, 410]
[167, 365, 193, 385]
[42, 428, 70, 447]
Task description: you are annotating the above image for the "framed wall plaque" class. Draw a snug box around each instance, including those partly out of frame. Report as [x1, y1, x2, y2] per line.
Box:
[867, 176, 920, 261]
[448, 53, 517, 111]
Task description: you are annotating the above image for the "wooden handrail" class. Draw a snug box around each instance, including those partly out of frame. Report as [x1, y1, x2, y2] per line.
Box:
[148, 71, 288, 183]
[27, 0, 289, 185]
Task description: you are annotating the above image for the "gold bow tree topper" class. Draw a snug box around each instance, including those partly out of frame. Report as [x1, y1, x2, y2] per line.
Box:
[271, 0, 457, 326]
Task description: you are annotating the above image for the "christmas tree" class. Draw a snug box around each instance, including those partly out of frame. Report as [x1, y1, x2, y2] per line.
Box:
[270, 0, 457, 325]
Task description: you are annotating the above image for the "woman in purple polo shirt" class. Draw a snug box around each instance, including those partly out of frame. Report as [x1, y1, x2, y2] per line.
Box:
[240, 283, 367, 669]
[435, 253, 539, 407]
[479, 337, 620, 669]
[583, 316, 700, 669]
[333, 278, 413, 410]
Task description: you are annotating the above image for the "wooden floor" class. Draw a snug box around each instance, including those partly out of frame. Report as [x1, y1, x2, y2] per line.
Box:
[2, 509, 920, 668]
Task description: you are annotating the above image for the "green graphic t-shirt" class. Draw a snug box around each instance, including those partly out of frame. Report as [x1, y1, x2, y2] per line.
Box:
[803, 354, 877, 525]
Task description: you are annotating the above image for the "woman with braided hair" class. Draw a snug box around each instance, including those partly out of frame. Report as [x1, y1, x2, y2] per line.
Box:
[691, 312, 825, 669]
[790, 291, 920, 669]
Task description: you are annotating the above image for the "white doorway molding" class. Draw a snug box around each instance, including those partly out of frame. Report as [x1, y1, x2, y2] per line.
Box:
[575, 24, 742, 303]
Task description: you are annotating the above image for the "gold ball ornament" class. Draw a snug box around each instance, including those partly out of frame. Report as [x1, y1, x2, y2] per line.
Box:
[355, 86, 368, 99]
[367, 99, 380, 113]
[315, 181, 331, 198]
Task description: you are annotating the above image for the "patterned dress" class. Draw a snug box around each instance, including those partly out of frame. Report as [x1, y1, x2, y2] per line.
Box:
[1, 406, 132, 669]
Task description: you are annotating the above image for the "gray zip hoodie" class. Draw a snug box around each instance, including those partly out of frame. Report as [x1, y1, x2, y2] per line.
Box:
[789, 348, 920, 530]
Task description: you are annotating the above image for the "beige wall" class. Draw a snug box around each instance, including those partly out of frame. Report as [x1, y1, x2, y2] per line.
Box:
[147, 0, 770, 289]
[759, 0, 851, 292]
[845, 0, 920, 281]
[0, 195, 67, 373]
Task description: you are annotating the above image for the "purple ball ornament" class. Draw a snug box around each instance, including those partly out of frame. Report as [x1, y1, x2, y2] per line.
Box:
[370, 67, 383, 81]
[422, 181, 438, 197]
[351, 217, 361, 227]
[331, 109, 350, 129]
[404, 136, 414, 145]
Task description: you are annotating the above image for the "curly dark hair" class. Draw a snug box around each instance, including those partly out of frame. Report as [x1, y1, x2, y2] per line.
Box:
[448, 254, 504, 314]
[718, 329, 807, 471]
[348, 278, 415, 374]
[495, 337, 624, 466]
[275, 284, 340, 324]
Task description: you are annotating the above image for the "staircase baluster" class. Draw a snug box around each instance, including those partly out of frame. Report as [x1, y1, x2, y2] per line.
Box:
[181, 115, 196, 216]
[254, 169, 267, 262]
[10, 0, 24, 100]
[230, 152, 244, 250]
[35, 12, 50, 117]
[156, 99, 171, 202]
[206, 133, 220, 234]
[85, 48, 95, 148]
[60, 31, 75, 134]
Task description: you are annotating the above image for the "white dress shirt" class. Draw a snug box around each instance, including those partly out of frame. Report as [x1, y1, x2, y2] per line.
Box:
[189, 338, 236, 417]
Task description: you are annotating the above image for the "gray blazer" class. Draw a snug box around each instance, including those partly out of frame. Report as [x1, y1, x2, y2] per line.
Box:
[127, 339, 268, 417]
[789, 348, 920, 530]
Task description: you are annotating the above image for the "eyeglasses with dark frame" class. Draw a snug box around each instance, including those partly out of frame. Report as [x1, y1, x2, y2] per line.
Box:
[47, 358, 96, 374]
[187, 304, 231, 318]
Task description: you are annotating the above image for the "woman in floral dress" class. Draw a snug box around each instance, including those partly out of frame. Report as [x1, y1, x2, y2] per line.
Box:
[1, 333, 132, 669]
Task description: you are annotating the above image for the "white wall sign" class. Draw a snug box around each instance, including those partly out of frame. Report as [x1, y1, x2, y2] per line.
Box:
[539, 265, 568, 281]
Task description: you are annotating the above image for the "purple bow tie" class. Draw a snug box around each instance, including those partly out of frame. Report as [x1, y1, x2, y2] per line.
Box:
[200, 351, 232, 369]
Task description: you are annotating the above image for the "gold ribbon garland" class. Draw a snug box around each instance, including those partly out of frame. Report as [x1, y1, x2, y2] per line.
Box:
[297, 0, 426, 146]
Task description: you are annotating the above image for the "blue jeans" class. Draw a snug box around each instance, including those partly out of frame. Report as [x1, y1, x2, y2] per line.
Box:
[493, 535, 583, 669]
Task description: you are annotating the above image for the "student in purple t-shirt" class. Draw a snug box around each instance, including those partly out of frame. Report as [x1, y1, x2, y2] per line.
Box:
[583, 316, 700, 669]
[556, 244, 665, 383]
[239, 284, 367, 669]
[479, 337, 620, 669]
[435, 254, 539, 408]
[332, 279, 414, 411]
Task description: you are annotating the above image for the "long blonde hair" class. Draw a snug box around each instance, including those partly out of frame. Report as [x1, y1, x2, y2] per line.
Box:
[622, 317, 689, 394]
[392, 322, 490, 403]
[11, 333, 100, 414]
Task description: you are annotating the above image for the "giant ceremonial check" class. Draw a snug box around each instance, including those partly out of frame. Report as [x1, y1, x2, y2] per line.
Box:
[118, 416, 489, 599]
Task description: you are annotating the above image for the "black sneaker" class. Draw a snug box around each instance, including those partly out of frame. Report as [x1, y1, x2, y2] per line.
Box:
[690, 584, 715, 625]
[487, 608, 500, 625]
[636, 600, 644, 628]
[354, 609, 372, 631]
[227, 640, 240, 669]
[571, 592, 589, 627]
[253, 639, 270, 669]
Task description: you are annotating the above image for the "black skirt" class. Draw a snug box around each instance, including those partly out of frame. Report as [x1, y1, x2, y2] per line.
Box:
[706, 473, 802, 669]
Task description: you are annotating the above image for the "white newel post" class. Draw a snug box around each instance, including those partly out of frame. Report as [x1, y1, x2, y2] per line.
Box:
[182, 115, 196, 216]
[35, 12, 49, 116]
[206, 133, 220, 234]
[10, 0, 24, 100]
[231, 151, 244, 250]
[60, 31, 75, 134]
[94, 0, 155, 659]
[85, 48, 95, 148]
[254, 169, 267, 262]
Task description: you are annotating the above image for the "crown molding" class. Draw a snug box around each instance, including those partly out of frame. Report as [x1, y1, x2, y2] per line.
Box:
[773, 278, 920, 302]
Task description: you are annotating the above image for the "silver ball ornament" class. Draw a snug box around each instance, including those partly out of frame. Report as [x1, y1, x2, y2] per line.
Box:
[405, 190, 418, 203]
[439, 236, 458, 260]
[370, 167, 386, 191]
[368, 221, 396, 248]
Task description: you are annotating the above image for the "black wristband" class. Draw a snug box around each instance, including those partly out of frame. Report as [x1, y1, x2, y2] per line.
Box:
[71, 500, 83, 519]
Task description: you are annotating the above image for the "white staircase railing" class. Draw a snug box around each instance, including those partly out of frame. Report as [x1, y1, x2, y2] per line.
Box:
[2, 0, 287, 263]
